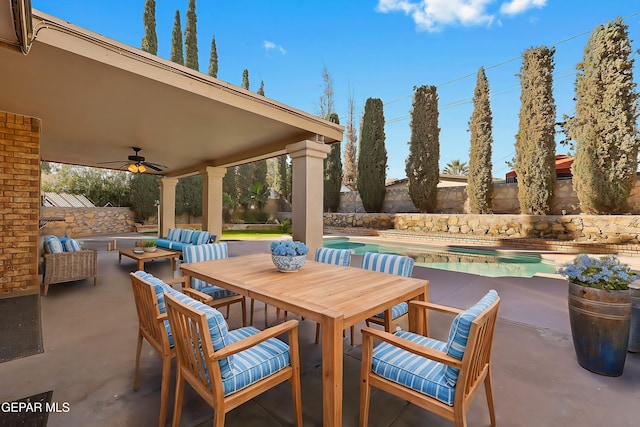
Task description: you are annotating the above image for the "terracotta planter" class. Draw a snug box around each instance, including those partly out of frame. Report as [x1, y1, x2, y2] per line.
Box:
[568, 282, 631, 376]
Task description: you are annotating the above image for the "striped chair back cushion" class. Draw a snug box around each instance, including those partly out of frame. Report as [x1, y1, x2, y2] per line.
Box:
[182, 243, 229, 291]
[134, 271, 235, 378]
[361, 252, 415, 277]
[443, 289, 499, 386]
[315, 247, 351, 266]
[180, 229, 195, 244]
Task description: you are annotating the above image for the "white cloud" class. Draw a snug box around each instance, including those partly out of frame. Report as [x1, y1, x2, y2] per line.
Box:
[500, 0, 546, 16]
[376, 0, 495, 31]
[376, 0, 546, 31]
[263, 40, 286, 55]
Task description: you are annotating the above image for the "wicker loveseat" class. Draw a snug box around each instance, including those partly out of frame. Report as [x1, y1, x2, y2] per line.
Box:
[42, 236, 98, 296]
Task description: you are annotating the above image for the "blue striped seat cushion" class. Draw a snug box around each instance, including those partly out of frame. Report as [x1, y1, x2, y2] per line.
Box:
[372, 330, 455, 405]
[134, 271, 235, 378]
[443, 290, 499, 386]
[372, 302, 408, 320]
[315, 247, 351, 266]
[220, 326, 291, 396]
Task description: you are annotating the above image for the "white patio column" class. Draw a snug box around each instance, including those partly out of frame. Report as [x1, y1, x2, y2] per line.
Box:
[286, 140, 331, 254]
[159, 177, 178, 237]
[201, 166, 227, 241]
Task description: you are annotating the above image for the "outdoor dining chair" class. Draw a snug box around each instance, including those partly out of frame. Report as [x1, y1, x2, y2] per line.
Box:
[164, 291, 303, 427]
[361, 252, 415, 333]
[360, 290, 500, 427]
[182, 242, 248, 327]
[130, 271, 215, 427]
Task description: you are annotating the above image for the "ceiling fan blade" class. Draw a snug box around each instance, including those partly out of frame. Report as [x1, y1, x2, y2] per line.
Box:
[142, 161, 165, 171]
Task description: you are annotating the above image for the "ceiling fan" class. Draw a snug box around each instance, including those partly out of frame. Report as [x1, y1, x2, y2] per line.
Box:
[98, 147, 167, 173]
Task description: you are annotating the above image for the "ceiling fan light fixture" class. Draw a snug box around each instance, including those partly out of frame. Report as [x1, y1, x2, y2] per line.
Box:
[138, 164, 147, 173]
[128, 163, 147, 173]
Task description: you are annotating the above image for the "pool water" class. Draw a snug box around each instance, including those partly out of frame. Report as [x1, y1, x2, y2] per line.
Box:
[323, 238, 557, 278]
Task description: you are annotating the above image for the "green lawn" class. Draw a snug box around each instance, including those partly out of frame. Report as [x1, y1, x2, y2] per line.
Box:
[220, 230, 291, 241]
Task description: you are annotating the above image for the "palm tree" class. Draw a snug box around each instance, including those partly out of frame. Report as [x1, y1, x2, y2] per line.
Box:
[443, 159, 469, 175]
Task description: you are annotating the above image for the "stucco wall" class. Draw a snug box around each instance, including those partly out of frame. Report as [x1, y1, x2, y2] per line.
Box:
[339, 179, 640, 215]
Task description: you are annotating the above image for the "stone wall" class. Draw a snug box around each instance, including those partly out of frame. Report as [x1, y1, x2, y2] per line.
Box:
[324, 212, 640, 245]
[40, 207, 136, 237]
[339, 179, 640, 215]
[0, 112, 41, 294]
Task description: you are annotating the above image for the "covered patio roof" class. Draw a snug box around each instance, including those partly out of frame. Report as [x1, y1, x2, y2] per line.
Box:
[0, 9, 343, 178]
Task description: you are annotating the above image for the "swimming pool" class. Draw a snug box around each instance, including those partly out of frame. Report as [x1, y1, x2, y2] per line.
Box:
[323, 237, 557, 278]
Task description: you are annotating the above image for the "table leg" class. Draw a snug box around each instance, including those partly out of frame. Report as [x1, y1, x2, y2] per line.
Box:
[137, 260, 144, 271]
[409, 284, 429, 335]
[321, 314, 343, 427]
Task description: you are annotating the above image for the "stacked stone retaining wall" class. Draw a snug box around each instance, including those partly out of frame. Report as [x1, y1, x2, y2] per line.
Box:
[324, 212, 640, 254]
[40, 207, 136, 237]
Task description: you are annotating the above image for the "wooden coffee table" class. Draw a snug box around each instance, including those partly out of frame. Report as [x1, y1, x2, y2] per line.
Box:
[118, 248, 180, 271]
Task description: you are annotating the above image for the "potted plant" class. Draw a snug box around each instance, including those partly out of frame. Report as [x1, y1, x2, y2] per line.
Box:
[558, 254, 635, 376]
[270, 240, 309, 272]
[143, 239, 157, 252]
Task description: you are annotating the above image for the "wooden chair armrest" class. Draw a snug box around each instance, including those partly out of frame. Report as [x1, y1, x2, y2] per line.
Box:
[409, 300, 464, 315]
[156, 313, 168, 322]
[182, 287, 213, 303]
[165, 276, 187, 287]
[211, 320, 299, 360]
[361, 326, 462, 368]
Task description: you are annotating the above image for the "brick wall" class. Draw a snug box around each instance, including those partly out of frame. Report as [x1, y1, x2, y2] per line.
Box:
[0, 112, 41, 295]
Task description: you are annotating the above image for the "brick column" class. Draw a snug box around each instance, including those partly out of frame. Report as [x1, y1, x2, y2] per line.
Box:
[0, 111, 41, 294]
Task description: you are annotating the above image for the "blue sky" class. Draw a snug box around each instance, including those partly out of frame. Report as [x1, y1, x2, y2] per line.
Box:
[32, 1, 640, 180]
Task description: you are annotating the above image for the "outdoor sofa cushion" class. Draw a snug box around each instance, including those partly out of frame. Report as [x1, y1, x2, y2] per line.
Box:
[43, 235, 64, 253]
[155, 228, 215, 251]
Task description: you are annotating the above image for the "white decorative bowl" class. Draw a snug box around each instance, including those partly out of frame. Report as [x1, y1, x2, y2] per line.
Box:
[144, 246, 157, 252]
[272, 254, 306, 272]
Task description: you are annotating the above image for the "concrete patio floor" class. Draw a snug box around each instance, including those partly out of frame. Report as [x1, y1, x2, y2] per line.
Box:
[1, 236, 639, 426]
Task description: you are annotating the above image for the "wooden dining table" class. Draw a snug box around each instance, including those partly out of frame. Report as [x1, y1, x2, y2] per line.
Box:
[179, 253, 429, 427]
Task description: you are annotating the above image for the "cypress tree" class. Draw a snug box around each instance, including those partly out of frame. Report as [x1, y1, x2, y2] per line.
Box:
[324, 113, 342, 212]
[514, 46, 556, 214]
[184, 0, 199, 71]
[170, 10, 184, 65]
[357, 98, 387, 213]
[566, 18, 639, 214]
[208, 36, 218, 78]
[467, 67, 493, 213]
[406, 85, 440, 213]
[242, 69, 250, 90]
[343, 90, 358, 190]
[257, 81, 265, 96]
[141, 0, 157, 55]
